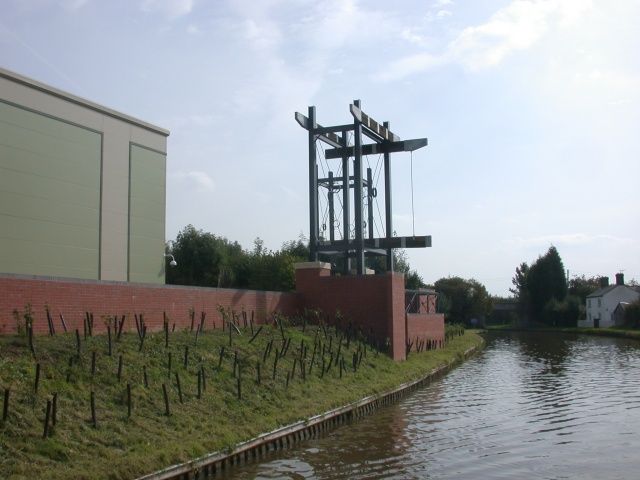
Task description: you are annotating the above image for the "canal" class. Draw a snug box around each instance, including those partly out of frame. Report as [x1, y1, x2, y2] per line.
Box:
[221, 331, 640, 479]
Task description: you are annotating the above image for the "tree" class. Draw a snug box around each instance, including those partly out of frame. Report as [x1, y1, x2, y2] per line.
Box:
[434, 277, 493, 325]
[568, 275, 601, 304]
[510, 262, 531, 324]
[166, 225, 231, 287]
[527, 246, 567, 320]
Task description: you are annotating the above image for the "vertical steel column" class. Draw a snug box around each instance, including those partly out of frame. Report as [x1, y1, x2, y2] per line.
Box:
[353, 100, 364, 275]
[341, 131, 351, 274]
[366, 167, 374, 240]
[383, 121, 393, 272]
[328, 171, 335, 243]
[308, 106, 318, 261]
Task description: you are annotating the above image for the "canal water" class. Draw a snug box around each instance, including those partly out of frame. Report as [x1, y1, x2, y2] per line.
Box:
[222, 332, 640, 479]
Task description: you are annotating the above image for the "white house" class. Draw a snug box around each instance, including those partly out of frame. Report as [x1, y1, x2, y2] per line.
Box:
[580, 273, 640, 328]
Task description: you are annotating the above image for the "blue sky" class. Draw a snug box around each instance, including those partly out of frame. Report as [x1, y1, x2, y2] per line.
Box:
[2, 0, 639, 295]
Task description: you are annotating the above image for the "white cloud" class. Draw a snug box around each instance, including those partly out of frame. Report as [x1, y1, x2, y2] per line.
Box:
[377, 0, 594, 81]
[170, 170, 215, 192]
[140, 0, 194, 18]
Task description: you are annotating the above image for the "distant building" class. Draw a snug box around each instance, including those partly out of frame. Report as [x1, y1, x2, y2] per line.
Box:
[580, 273, 640, 328]
[0, 68, 169, 283]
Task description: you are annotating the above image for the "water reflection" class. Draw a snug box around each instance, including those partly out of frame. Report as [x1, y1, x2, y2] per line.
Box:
[225, 332, 640, 480]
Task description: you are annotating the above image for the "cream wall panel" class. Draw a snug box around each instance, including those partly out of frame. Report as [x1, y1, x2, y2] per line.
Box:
[128, 145, 166, 284]
[0, 101, 101, 279]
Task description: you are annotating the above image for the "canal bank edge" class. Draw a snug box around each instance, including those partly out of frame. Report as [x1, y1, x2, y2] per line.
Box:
[485, 326, 640, 341]
[137, 333, 485, 480]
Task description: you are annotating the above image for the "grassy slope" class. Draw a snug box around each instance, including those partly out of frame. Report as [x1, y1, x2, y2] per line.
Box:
[0, 323, 482, 480]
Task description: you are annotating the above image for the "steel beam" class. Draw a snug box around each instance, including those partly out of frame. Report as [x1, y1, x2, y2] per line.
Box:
[324, 138, 428, 159]
[353, 100, 365, 274]
[317, 236, 431, 251]
[308, 106, 318, 261]
[341, 131, 351, 274]
[295, 112, 342, 148]
[383, 121, 393, 271]
[350, 104, 401, 142]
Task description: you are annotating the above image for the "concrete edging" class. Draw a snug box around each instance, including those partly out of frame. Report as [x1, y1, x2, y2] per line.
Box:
[137, 339, 484, 480]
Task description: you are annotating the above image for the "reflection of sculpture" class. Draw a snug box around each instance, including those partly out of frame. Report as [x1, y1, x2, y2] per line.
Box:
[296, 100, 430, 275]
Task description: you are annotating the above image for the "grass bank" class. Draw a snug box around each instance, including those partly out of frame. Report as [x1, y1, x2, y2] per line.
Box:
[0, 319, 482, 480]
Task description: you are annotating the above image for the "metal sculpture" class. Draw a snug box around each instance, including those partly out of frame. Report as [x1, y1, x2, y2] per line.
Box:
[296, 100, 431, 275]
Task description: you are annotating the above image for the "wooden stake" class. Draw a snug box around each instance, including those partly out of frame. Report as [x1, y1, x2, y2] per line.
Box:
[43, 399, 51, 438]
[197, 370, 202, 399]
[91, 351, 96, 376]
[272, 349, 279, 380]
[127, 383, 132, 418]
[75, 329, 81, 357]
[167, 352, 172, 378]
[52, 393, 57, 426]
[236, 377, 242, 400]
[249, 325, 263, 344]
[117, 355, 123, 382]
[59, 313, 68, 333]
[201, 366, 206, 391]
[107, 326, 112, 356]
[184, 345, 189, 368]
[256, 361, 261, 385]
[175, 372, 183, 404]
[90, 391, 97, 428]
[218, 346, 225, 369]
[143, 365, 149, 388]
[2, 388, 9, 421]
[34, 363, 41, 394]
[162, 384, 170, 416]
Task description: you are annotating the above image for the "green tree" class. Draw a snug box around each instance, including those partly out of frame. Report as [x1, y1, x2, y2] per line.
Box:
[510, 262, 531, 325]
[527, 246, 567, 321]
[568, 275, 601, 304]
[434, 277, 493, 325]
[166, 225, 235, 287]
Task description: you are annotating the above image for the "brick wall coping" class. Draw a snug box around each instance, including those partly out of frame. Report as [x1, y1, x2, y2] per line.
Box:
[0, 272, 296, 296]
[294, 262, 331, 270]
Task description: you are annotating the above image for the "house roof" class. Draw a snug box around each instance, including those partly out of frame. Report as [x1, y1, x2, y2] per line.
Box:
[587, 284, 638, 298]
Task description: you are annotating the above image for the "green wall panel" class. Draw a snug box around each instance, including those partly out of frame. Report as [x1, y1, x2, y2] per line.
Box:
[128, 144, 165, 283]
[0, 101, 101, 279]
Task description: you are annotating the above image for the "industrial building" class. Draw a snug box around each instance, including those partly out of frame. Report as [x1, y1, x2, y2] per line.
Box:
[0, 68, 169, 283]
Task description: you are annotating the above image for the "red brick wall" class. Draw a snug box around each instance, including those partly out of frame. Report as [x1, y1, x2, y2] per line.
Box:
[0, 274, 300, 335]
[406, 313, 445, 345]
[295, 264, 407, 361]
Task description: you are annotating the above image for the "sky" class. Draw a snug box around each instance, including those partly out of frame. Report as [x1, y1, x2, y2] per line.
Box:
[1, 0, 639, 295]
